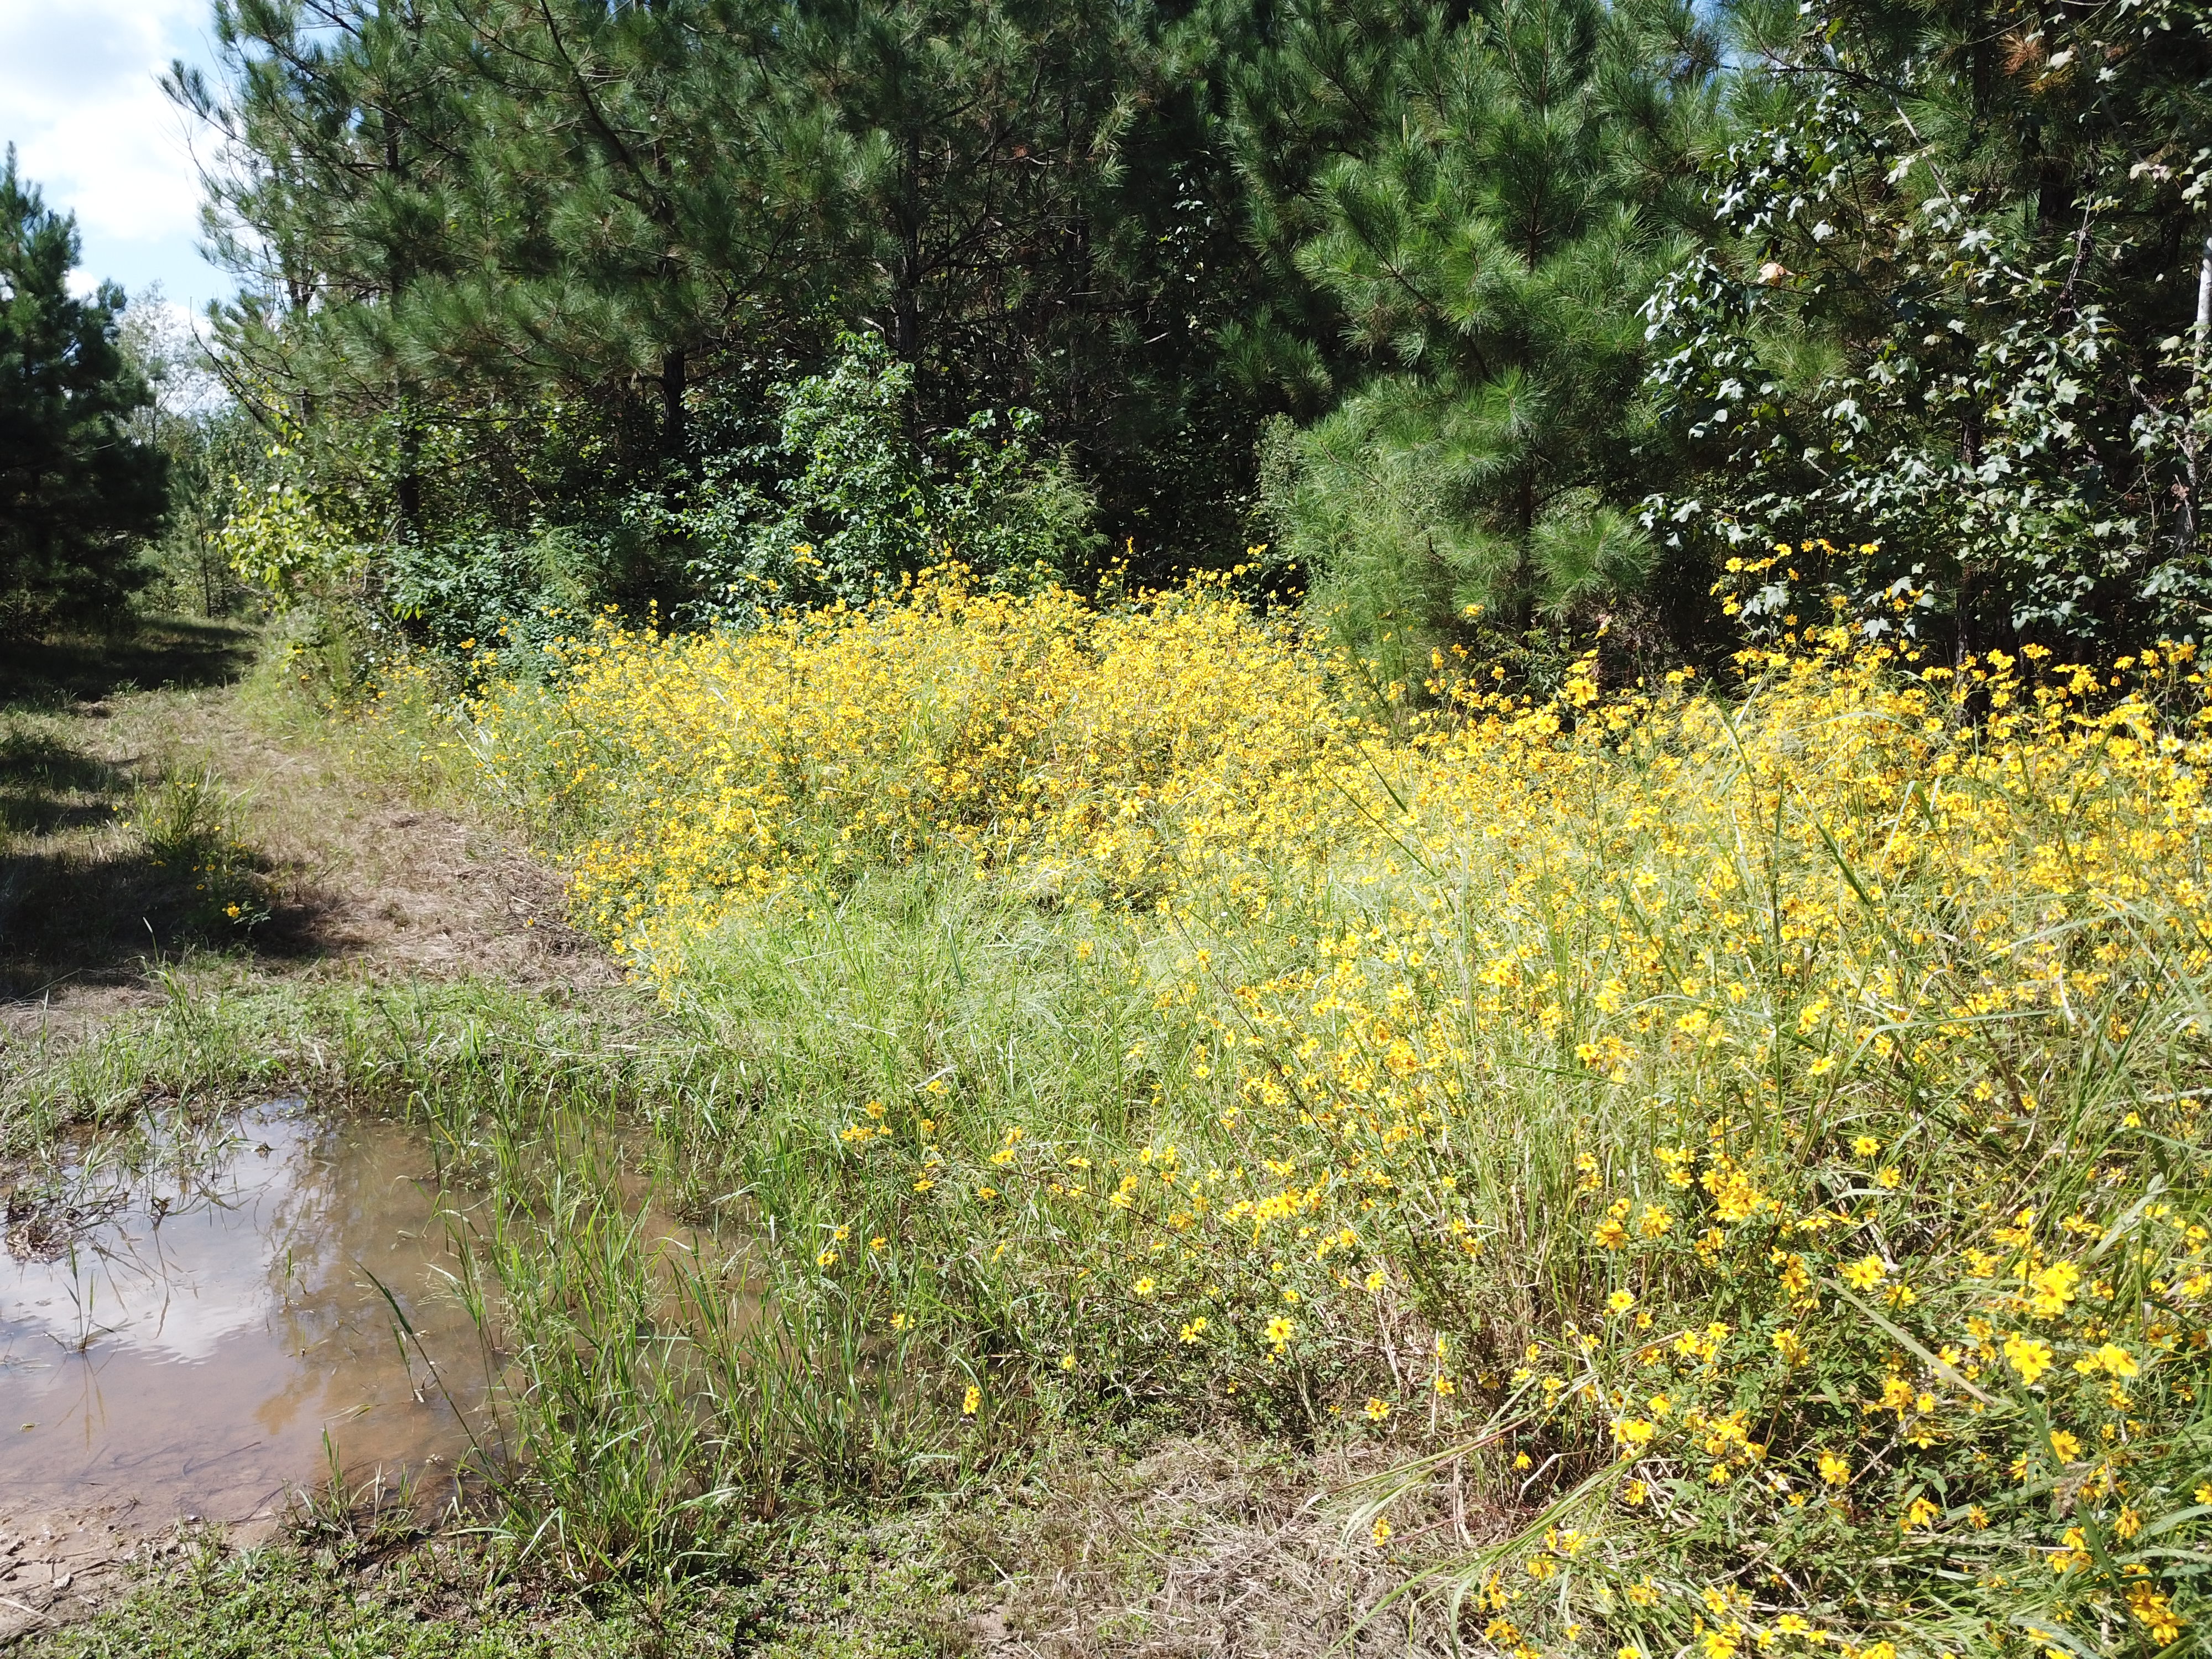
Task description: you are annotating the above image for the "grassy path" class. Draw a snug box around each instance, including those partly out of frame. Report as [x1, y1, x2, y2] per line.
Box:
[0, 621, 609, 1037]
[0, 623, 623, 1648]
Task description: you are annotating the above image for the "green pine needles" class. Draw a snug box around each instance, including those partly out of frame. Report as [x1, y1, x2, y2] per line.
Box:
[0, 149, 169, 634]
[1253, 0, 1720, 684]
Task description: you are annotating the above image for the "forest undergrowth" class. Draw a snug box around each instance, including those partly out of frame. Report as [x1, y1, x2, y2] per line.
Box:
[337, 568, 2212, 1659]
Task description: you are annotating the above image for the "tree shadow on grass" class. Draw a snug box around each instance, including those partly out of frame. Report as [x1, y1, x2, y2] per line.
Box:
[0, 842, 333, 1000]
[0, 618, 328, 1001]
[0, 618, 258, 711]
[0, 727, 132, 837]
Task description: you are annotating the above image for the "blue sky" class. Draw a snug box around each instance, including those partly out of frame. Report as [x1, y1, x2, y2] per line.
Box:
[1, 0, 232, 316]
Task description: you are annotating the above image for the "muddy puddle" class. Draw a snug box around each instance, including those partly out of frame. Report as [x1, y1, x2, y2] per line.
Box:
[0, 1103, 494, 1528]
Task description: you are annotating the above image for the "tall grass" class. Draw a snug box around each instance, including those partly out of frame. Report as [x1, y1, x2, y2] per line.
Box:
[447, 581, 2212, 1655]
[15, 580, 2210, 1655]
[0, 973, 1002, 1575]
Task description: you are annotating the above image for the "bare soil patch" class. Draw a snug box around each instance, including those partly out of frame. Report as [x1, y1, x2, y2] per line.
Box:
[0, 1507, 283, 1648]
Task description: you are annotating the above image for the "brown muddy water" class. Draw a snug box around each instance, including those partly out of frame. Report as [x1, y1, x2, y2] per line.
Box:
[0, 1103, 493, 1528]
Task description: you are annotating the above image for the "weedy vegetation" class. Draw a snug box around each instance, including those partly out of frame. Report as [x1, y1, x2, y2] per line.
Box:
[9, 0, 2212, 1645]
[341, 576, 2212, 1651]
[12, 574, 2212, 1656]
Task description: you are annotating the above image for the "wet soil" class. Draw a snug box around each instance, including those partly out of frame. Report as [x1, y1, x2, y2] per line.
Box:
[0, 1508, 201, 1646]
[0, 1100, 507, 1647]
[0, 622, 632, 1637]
[0, 1100, 742, 1647]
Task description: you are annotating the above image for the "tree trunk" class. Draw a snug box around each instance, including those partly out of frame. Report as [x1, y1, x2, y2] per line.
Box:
[2185, 233, 2212, 555]
[661, 348, 688, 463]
[892, 131, 924, 367]
[2195, 232, 2212, 373]
[1512, 472, 1536, 632]
[395, 410, 422, 547]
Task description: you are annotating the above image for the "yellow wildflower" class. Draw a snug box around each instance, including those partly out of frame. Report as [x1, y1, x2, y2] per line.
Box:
[1842, 1255, 1887, 1290]
[2004, 1332, 2056, 1386]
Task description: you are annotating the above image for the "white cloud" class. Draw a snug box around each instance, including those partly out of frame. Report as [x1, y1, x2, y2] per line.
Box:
[0, 0, 228, 305]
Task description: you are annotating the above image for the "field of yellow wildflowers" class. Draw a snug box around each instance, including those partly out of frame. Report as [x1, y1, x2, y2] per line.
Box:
[459, 573, 2212, 1656]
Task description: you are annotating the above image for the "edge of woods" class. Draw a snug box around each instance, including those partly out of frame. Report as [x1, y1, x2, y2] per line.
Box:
[0, 621, 1440, 1659]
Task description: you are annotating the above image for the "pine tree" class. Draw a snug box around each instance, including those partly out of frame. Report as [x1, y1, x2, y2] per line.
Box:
[0, 150, 168, 633]
[370, 0, 835, 462]
[1248, 0, 1720, 679]
[181, 0, 1276, 586]
[173, 0, 477, 564]
[1204, 0, 1457, 414]
[778, 0, 1264, 567]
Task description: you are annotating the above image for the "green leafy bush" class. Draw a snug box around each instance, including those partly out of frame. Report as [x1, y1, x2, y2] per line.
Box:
[681, 336, 1099, 623]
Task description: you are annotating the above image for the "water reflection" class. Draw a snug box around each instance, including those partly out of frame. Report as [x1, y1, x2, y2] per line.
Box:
[0, 1103, 492, 1524]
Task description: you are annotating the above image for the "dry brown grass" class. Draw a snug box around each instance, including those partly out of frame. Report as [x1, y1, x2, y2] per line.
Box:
[977, 1438, 1470, 1658]
[761, 1433, 1477, 1659]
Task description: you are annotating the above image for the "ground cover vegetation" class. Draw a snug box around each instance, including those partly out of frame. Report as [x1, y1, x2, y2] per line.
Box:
[7, 0, 2212, 1652]
[388, 575, 2210, 1657]
[0, 599, 1442, 1653]
[19, 593, 2212, 1656]
[0, 622, 273, 998]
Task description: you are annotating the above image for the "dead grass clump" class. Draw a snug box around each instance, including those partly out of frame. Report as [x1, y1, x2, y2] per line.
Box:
[940, 1434, 1478, 1658]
